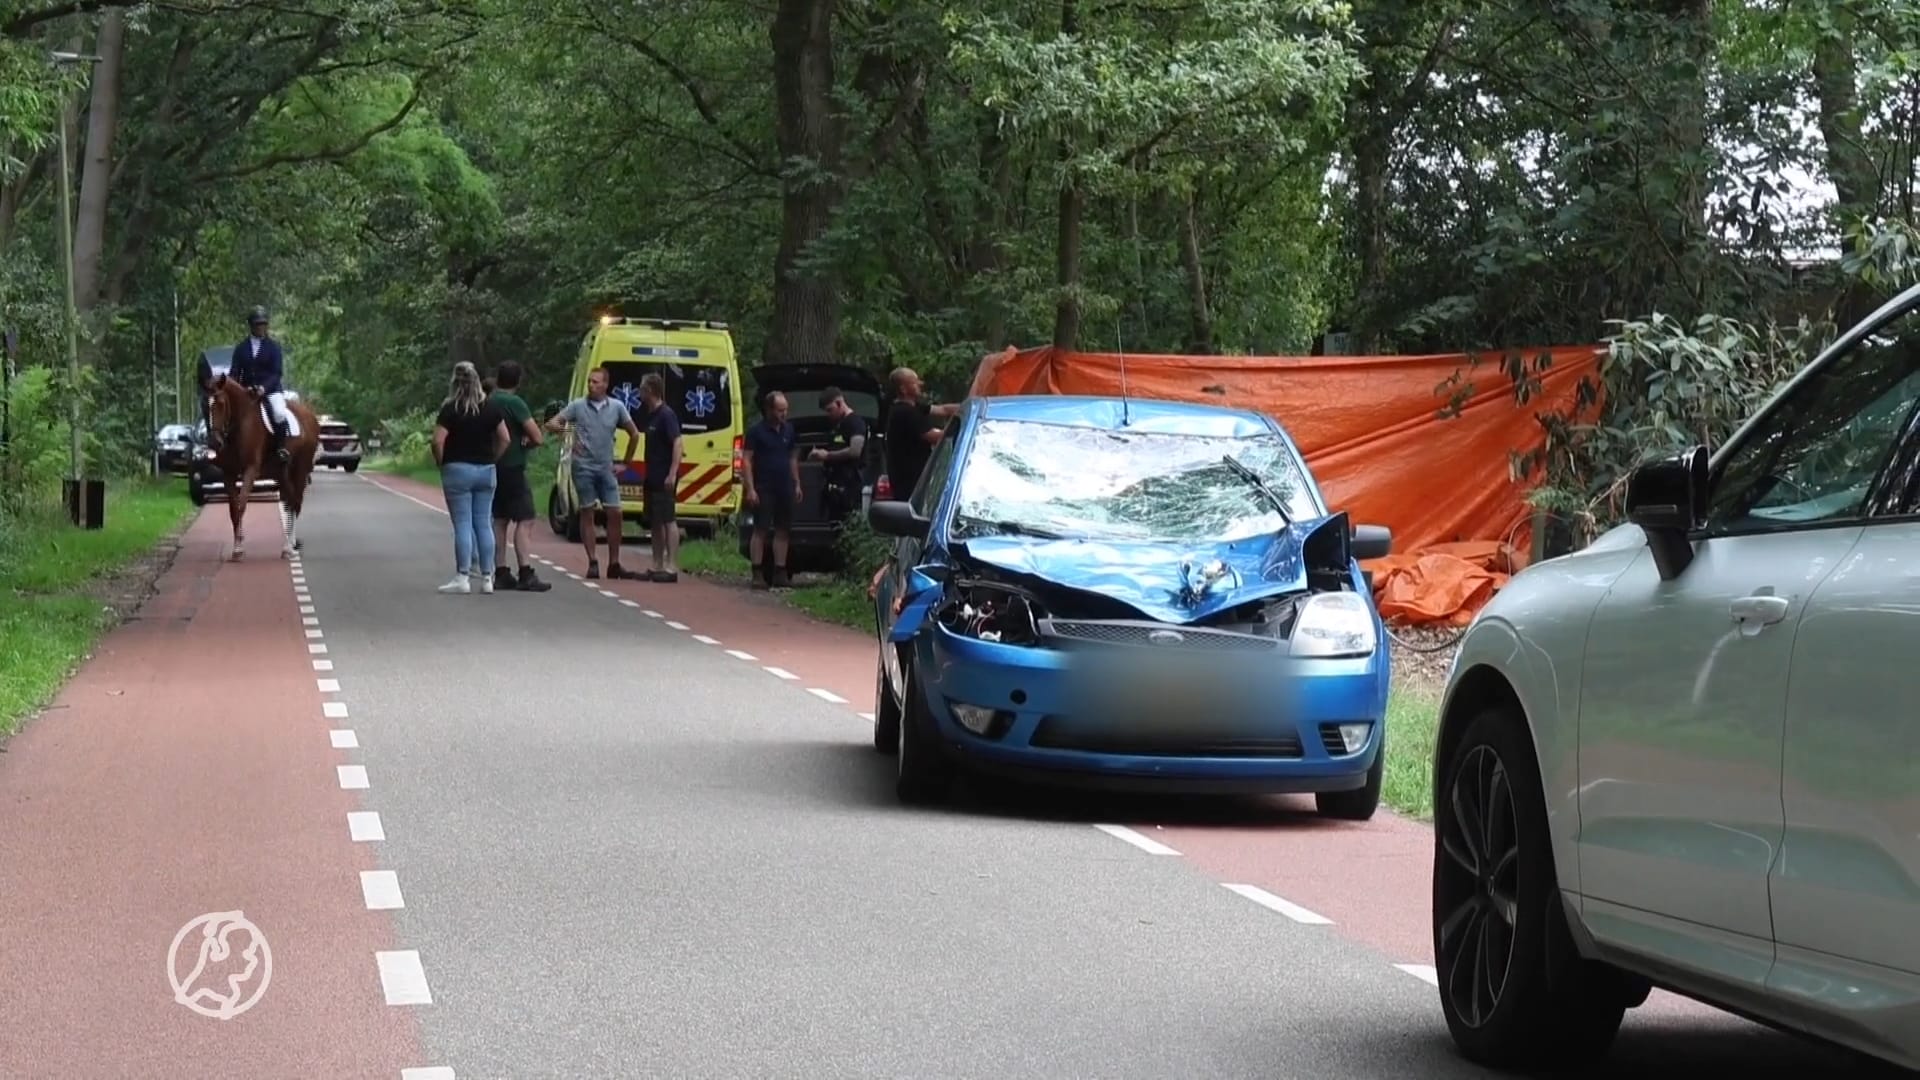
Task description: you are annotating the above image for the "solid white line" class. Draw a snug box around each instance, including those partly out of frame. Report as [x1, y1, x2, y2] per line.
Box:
[302, 616, 320, 626]
[401, 1067, 456, 1080]
[726, 649, 757, 661]
[666, 620, 689, 631]
[1222, 883, 1333, 925]
[807, 687, 848, 704]
[763, 666, 798, 680]
[1396, 964, 1439, 986]
[309, 644, 329, 655]
[360, 870, 405, 910]
[348, 811, 385, 842]
[337, 765, 369, 790]
[330, 729, 358, 749]
[376, 950, 433, 1005]
[317, 678, 341, 693]
[1094, 824, 1181, 856]
[323, 701, 350, 719]
[359, 473, 450, 517]
[642, 609, 662, 618]
[305, 629, 324, 639]
[692, 634, 720, 645]
[300, 604, 315, 614]
[312, 659, 334, 671]
[619, 599, 640, 608]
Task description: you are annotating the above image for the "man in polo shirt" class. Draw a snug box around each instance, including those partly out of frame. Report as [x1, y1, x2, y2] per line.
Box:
[545, 366, 643, 580]
[742, 390, 802, 589]
[637, 372, 683, 582]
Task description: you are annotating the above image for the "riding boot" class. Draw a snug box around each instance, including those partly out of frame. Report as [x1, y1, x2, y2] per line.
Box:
[271, 421, 290, 462]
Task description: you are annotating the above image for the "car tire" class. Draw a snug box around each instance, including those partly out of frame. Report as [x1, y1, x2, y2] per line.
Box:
[895, 657, 953, 805]
[1433, 705, 1628, 1070]
[188, 477, 207, 506]
[872, 644, 902, 754]
[344, 461, 359, 473]
[1316, 732, 1384, 820]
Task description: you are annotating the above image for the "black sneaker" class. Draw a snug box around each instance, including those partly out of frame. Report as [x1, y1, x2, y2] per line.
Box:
[769, 568, 792, 589]
[750, 567, 769, 591]
[586, 560, 600, 579]
[607, 563, 640, 580]
[518, 566, 552, 592]
[494, 566, 517, 592]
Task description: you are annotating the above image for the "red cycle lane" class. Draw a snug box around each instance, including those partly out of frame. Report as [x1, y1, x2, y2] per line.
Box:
[0, 508, 421, 1078]
[366, 470, 1727, 1029]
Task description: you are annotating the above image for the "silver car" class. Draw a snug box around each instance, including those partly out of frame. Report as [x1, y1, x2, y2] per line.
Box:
[1431, 281, 1920, 1071]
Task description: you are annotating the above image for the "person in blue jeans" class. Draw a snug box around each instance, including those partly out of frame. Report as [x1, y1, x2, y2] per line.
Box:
[432, 361, 510, 594]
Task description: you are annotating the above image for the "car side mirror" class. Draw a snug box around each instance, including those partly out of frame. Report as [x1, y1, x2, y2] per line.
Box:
[1351, 524, 1392, 561]
[869, 499, 930, 539]
[1625, 445, 1709, 580]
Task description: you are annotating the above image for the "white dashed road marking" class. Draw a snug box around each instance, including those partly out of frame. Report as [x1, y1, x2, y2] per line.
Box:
[1396, 964, 1439, 986]
[1222, 883, 1333, 925]
[317, 678, 341, 692]
[348, 811, 385, 842]
[360, 870, 406, 911]
[666, 620, 689, 631]
[858, 712, 874, 721]
[692, 634, 720, 645]
[763, 666, 798, 680]
[726, 649, 756, 661]
[376, 951, 433, 1005]
[807, 688, 847, 704]
[1094, 824, 1181, 856]
[306, 629, 324, 639]
[619, 599, 639, 608]
[323, 701, 350, 719]
[313, 659, 334, 671]
[402, 1069, 457, 1080]
[337, 765, 369, 790]
[642, 609, 662, 618]
[330, 729, 358, 749]
[309, 644, 328, 655]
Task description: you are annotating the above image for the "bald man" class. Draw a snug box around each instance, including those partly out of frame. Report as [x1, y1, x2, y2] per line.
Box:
[882, 367, 961, 501]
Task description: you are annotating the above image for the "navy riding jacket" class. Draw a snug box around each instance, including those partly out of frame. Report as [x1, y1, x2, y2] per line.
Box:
[231, 336, 285, 395]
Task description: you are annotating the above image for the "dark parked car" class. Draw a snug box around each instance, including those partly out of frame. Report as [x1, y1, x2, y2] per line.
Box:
[735, 363, 887, 573]
[154, 423, 196, 476]
[186, 419, 281, 507]
[316, 415, 362, 471]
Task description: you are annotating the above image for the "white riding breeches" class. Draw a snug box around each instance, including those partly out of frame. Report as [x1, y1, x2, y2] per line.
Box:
[263, 392, 299, 437]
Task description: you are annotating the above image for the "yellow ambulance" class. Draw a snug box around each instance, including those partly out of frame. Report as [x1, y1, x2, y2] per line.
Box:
[546, 315, 744, 540]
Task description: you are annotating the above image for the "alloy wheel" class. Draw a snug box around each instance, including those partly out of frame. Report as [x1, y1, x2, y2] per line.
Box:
[1436, 743, 1520, 1029]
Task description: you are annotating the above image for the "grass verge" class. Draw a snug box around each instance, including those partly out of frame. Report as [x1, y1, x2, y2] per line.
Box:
[0, 481, 194, 736]
[675, 534, 1445, 821]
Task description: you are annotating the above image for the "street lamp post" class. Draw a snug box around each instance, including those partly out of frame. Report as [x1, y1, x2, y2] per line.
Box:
[50, 50, 101, 528]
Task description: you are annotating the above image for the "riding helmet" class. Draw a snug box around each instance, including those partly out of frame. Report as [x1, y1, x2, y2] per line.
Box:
[247, 305, 269, 326]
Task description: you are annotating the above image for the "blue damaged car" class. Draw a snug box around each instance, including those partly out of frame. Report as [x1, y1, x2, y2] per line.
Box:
[867, 395, 1395, 814]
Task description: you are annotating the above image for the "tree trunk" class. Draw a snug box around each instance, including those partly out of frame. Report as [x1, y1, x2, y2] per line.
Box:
[1050, 0, 1083, 352]
[1178, 189, 1214, 354]
[71, 8, 127, 320]
[763, 0, 842, 367]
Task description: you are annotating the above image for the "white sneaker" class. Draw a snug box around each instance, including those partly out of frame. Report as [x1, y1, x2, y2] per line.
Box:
[438, 576, 471, 594]
[479, 573, 494, 595]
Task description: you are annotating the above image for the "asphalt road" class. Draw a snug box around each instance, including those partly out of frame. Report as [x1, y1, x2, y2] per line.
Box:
[1, 466, 1897, 1078]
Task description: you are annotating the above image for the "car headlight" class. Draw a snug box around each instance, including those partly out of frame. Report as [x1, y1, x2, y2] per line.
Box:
[1289, 592, 1377, 658]
[938, 581, 1041, 645]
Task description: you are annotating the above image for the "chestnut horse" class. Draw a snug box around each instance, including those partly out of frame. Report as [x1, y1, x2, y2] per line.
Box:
[204, 373, 319, 560]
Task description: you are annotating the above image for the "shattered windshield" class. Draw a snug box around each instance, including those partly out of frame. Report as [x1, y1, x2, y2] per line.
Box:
[952, 419, 1321, 543]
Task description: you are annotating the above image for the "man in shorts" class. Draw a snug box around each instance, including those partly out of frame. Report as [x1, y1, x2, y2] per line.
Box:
[742, 390, 802, 589]
[488, 361, 551, 592]
[637, 372, 683, 582]
[545, 366, 643, 580]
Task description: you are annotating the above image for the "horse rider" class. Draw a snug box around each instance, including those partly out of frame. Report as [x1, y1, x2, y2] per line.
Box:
[232, 305, 292, 462]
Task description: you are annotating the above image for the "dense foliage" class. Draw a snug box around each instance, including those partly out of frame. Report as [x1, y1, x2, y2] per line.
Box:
[6, 0, 1920, 533]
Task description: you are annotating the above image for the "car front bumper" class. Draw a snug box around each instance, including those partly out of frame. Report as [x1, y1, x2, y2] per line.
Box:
[910, 623, 1391, 793]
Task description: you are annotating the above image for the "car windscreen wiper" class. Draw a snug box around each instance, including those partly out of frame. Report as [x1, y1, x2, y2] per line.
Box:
[1219, 454, 1292, 526]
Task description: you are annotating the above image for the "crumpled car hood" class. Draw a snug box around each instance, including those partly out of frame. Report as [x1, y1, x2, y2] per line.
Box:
[955, 513, 1348, 624]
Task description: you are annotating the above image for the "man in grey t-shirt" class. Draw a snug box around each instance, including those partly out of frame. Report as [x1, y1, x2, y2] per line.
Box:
[545, 366, 643, 579]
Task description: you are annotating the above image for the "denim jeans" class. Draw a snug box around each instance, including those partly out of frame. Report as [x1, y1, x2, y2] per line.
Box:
[442, 461, 497, 575]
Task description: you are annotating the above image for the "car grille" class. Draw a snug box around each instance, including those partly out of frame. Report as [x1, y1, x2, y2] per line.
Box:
[1040, 619, 1278, 652]
[1029, 717, 1303, 758]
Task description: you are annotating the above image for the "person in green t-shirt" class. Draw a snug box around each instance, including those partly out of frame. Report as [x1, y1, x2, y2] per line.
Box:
[487, 361, 552, 592]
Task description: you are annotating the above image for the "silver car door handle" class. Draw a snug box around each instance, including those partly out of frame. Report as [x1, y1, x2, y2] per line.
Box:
[1729, 594, 1790, 625]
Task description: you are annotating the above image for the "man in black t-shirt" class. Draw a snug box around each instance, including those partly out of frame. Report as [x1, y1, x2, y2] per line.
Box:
[638, 372, 683, 582]
[808, 386, 868, 525]
[882, 367, 961, 501]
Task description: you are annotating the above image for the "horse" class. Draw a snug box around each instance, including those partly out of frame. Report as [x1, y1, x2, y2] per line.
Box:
[203, 373, 319, 561]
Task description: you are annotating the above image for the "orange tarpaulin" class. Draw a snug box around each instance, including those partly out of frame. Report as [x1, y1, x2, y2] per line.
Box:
[967, 344, 1607, 625]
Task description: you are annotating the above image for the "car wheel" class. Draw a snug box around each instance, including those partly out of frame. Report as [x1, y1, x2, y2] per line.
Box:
[895, 656, 953, 805]
[344, 461, 359, 473]
[1434, 706, 1628, 1070]
[872, 644, 902, 754]
[1316, 731, 1384, 820]
[188, 478, 207, 506]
